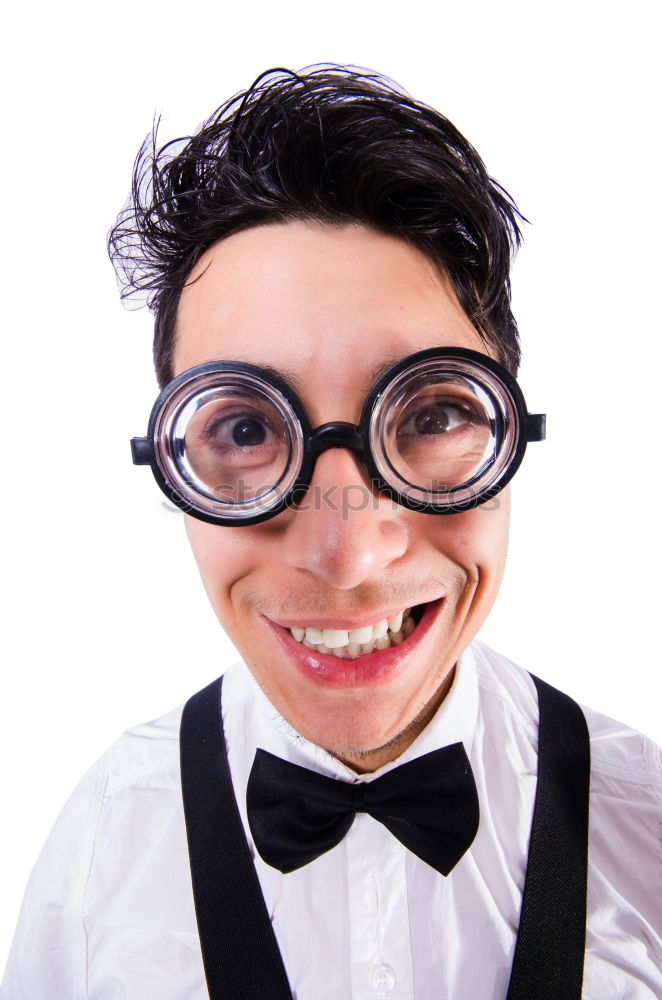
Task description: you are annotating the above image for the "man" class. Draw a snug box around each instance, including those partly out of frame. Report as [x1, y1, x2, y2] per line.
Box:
[2, 67, 660, 999]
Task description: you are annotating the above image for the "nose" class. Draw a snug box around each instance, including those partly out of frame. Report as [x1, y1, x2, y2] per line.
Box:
[280, 446, 409, 590]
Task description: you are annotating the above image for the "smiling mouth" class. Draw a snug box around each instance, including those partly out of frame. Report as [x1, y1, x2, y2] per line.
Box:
[287, 604, 427, 658]
[265, 599, 440, 688]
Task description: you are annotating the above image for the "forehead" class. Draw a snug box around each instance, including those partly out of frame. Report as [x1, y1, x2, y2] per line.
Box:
[173, 221, 488, 418]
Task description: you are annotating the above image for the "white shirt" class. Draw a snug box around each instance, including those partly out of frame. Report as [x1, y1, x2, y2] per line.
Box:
[2, 641, 661, 999]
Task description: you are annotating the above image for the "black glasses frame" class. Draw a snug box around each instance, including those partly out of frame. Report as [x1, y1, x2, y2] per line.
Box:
[131, 347, 546, 526]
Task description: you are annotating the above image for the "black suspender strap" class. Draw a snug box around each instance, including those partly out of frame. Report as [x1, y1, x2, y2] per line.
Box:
[181, 671, 591, 1000]
[506, 673, 591, 1000]
[180, 675, 292, 1000]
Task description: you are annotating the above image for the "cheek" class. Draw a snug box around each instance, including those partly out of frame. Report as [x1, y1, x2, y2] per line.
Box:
[184, 517, 259, 604]
[424, 491, 511, 572]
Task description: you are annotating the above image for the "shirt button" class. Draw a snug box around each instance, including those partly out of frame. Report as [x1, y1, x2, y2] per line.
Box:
[371, 964, 396, 992]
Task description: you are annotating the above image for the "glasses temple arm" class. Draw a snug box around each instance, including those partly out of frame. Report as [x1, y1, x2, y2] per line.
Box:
[525, 414, 546, 442]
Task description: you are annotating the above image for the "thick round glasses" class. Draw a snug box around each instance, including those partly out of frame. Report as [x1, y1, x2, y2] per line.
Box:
[131, 347, 546, 525]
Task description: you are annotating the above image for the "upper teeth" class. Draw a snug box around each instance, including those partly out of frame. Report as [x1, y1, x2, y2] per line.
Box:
[289, 608, 412, 655]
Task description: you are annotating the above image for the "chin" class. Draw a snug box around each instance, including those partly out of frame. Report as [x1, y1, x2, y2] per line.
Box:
[262, 636, 455, 771]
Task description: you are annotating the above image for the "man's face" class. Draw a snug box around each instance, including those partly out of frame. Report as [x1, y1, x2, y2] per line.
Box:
[174, 221, 510, 770]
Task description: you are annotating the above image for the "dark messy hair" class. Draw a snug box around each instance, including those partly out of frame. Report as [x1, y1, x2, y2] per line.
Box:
[108, 66, 524, 386]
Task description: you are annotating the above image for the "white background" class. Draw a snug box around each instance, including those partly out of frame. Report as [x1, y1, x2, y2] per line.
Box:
[1, 0, 660, 968]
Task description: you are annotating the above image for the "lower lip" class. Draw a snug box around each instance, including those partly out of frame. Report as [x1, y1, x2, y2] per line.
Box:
[264, 599, 443, 688]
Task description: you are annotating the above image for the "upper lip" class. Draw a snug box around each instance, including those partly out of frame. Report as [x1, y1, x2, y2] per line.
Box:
[266, 597, 442, 631]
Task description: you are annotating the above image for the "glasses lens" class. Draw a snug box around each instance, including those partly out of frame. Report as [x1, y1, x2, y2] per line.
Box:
[370, 356, 520, 508]
[154, 370, 304, 521]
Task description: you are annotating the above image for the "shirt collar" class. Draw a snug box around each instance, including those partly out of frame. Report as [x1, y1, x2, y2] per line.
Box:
[223, 643, 479, 784]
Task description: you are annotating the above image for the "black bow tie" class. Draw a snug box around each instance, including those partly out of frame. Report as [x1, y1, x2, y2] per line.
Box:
[246, 744, 479, 875]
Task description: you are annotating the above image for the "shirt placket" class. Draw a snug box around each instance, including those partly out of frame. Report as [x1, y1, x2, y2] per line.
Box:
[346, 810, 414, 999]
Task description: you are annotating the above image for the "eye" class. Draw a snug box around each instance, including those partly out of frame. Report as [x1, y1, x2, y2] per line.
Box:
[205, 410, 277, 450]
[398, 402, 475, 437]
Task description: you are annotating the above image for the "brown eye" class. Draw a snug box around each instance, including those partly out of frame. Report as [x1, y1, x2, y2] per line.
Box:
[399, 403, 472, 437]
[414, 406, 453, 434]
[208, 413, 272, 448]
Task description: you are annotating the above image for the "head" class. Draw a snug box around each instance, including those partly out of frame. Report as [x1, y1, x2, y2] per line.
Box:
[110, 67, 526, 770]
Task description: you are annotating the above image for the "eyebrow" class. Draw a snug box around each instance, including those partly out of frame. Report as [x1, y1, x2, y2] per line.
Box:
[370, 354, 409, 383]
[200, 359, 305, 396]
[255, 363, 305, 395]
